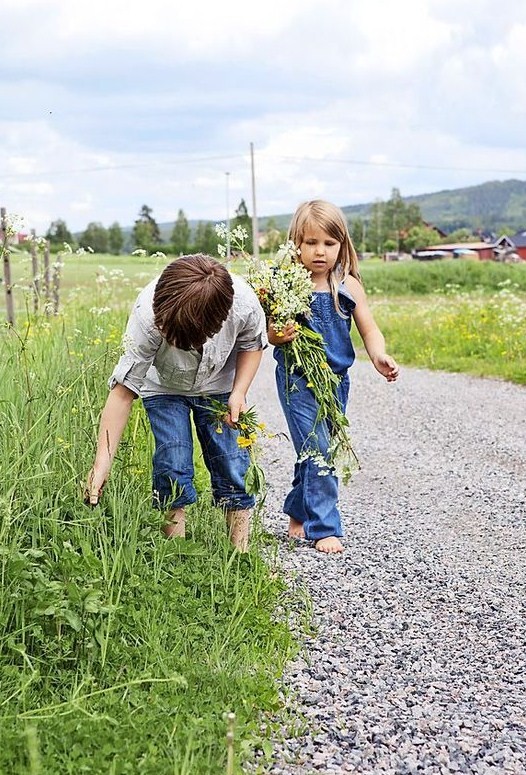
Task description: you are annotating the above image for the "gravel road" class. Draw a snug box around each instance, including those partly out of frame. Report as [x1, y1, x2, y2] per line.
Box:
[248, 348, 526, 775]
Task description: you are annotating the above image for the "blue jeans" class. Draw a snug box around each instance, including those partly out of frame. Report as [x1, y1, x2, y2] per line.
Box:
[142, 393, 255, 511]
[275, 366, 350, 541]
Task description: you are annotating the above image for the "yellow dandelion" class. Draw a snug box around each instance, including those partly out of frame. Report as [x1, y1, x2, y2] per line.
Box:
[237, 436, 252, 448]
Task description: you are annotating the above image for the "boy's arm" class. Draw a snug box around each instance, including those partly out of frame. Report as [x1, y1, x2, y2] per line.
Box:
[228, 349, 264, 423]
[85, 384, 137, 505]
[346, 277, 400, 382]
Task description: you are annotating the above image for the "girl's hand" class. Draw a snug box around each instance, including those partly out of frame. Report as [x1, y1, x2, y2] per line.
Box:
[268, 320, 297, 346]
[373, 353, 400, 382]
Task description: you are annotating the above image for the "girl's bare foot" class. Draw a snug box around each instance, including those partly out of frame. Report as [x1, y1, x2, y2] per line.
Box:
[227, 509, 250, 552]
[288, 517, 305, 539]
[163, 507, 185, 538]
[315, 536, 344, 553]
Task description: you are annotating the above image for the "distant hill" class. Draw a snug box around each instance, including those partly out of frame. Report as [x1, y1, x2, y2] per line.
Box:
[338, 178, 526, 233]
[120, 178, 526, 241]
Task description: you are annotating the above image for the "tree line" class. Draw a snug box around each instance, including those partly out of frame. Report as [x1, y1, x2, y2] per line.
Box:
[43, 199, 281, 256]
[42, 189, 484, 257]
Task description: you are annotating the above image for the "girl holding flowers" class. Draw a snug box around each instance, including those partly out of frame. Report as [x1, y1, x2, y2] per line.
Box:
[269, 200, 399, 554]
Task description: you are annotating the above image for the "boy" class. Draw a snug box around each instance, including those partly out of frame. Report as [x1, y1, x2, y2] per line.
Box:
[85, 254, 267, 551]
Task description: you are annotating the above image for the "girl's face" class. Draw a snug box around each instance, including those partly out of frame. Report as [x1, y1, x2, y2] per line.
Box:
[299, 223, 341, 283]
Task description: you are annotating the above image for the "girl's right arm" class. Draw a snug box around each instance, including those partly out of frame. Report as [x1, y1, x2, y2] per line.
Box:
[267, 320, 297, 345]
[85, 384, 137, 505]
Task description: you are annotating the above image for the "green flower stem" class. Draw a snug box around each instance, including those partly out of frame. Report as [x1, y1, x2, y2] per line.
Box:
[283, 325, 360, 483]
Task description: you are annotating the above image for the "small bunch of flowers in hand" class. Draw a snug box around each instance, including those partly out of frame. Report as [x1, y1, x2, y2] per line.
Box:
[207, 398, 267, 496]
[215, 225, 360, 483]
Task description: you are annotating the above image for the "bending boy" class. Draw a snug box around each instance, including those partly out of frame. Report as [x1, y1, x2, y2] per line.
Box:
[85, 254, 267, 551]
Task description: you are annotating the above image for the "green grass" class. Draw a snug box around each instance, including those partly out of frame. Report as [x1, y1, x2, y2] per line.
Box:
[359, 256, 526, 295]
[0, 309, 300, 774]
[354, 283, 526, 384]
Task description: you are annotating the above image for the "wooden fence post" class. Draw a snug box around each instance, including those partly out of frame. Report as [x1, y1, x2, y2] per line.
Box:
[30, 228, 40, 313]
[44, 240, 51, 309]
[1, 206, 15, 326]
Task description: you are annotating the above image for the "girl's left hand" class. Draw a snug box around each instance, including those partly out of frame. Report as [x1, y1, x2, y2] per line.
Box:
[373, 354, 400, 382]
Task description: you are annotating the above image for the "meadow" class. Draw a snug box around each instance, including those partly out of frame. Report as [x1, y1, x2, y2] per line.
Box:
[1, 249, 525, 773]
[359, 258, 526, 385]
[0, 253, 301, 774]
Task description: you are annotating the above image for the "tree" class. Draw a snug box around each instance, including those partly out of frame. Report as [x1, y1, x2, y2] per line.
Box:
[171, 209, 191, 255]
[443, 228, 478, 243]
[108, 222, 124, 255]
[132, 204, 161, 250]
[45, 219, 74, 247]
[404, 224, 441, 252]
[231, 199, 253, 253]
[79, 222, 109, 254]
[263, 217, 286, 253]
[193, 221, 218, 256]
[350, 217, 366, 255]
[366, 200, 385, 255]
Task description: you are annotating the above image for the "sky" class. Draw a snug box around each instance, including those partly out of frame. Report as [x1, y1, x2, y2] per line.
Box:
[2, 0, 526, 235]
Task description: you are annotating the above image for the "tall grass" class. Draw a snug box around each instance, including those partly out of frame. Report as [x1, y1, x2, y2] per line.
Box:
[0, 302, 299, 773]
[360, 257, 526, 296]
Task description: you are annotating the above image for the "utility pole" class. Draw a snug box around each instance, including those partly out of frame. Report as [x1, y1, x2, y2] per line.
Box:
[225, 171, 231, 260]
[250, 142, 259, 260]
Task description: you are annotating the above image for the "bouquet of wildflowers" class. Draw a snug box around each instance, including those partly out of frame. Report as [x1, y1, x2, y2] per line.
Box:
[206, 398, 268, 497]
[216, 226, 360, 484]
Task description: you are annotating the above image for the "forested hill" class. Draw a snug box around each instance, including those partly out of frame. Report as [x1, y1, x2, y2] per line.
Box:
[338, 178, 526, 233]
[149, 178, 526, 241]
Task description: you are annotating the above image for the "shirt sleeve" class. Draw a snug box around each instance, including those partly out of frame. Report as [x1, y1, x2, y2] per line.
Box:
[108, 290, 163, 395]
[235, 298, 269, 351]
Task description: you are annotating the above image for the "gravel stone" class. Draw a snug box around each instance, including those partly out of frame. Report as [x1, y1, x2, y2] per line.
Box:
[248, 351, 526, 774]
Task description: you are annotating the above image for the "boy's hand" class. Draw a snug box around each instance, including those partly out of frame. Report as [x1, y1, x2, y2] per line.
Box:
[84, 468, 107, 506]
[227, 389, 247, 425]
[373, 353, 400, 382]
[268, 320, 297, 346]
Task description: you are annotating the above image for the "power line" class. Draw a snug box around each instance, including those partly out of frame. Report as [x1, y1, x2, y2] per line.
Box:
[0, 153, 245, 181]
[269, 154, 526, 176]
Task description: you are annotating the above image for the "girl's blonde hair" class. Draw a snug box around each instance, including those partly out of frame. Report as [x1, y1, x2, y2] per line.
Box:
[288, 200, 361, 317]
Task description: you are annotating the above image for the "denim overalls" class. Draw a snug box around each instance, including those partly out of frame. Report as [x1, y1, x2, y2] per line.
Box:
[273, 284, 356, 541]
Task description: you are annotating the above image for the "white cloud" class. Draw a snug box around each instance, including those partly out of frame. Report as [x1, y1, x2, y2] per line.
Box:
[1, 0, 526, 234]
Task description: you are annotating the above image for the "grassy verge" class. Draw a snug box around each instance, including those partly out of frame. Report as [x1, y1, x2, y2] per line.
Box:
[359, 256, 526, 295]
[349, 260, 526, 385]
[0, 308, 298, 774]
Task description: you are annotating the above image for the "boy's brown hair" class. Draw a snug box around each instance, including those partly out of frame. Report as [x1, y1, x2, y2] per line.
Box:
[153, 254, 234, 350]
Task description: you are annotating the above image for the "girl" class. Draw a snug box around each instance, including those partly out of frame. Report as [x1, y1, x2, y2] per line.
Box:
[269, 200, 399, 554]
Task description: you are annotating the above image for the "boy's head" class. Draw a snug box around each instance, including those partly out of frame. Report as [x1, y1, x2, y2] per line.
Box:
[153, 254, 234, 350]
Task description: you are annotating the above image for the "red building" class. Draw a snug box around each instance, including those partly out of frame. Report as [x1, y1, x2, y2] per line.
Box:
[494, 232, 526, 261]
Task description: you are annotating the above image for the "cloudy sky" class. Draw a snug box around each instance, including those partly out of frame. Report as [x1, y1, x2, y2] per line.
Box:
[2, 0, 526, 235]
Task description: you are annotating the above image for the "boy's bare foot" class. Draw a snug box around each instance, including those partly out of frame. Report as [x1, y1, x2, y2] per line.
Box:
[163, 507, 185, 538]
[315, 536, 344, 554]
[227, 509, 250, 552]
[288, 517, 305, 539]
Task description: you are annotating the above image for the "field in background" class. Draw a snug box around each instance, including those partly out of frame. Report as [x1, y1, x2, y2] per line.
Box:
[6, 249, 524, 384]
[357, 259, 526, 385]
